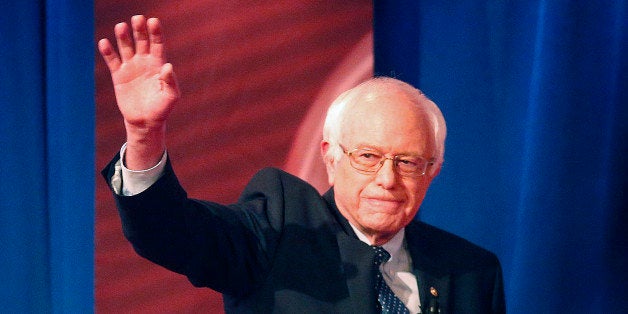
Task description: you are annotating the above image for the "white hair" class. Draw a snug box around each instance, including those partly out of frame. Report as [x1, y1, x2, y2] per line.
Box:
[322, 77, 447, 173]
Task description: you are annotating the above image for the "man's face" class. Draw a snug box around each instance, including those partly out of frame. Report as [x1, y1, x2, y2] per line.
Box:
[323, 91, 439, 245]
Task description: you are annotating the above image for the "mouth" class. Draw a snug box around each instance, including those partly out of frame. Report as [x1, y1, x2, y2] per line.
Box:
[362, 197, 403, 212]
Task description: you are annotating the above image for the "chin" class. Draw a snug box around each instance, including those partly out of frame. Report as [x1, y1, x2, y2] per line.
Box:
[363, 219, 404, 235]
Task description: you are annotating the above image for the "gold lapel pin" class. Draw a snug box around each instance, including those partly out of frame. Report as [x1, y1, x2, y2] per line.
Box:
[430, 286, 439, 297]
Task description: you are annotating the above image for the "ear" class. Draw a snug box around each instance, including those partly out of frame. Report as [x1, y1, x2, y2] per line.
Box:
[428, 162, 442, 178]
[320, 140, 336, 186]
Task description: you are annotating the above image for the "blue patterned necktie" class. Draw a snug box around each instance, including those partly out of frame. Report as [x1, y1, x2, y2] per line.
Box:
[372, 246, 410, 314]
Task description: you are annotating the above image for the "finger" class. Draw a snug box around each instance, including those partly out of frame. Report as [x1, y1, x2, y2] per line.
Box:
[114, 22, 135, 61]
[159, 63, 180, 99]
[147, 18, 166, 61]
[98, 38, 122, 72]
[131, 15, 149, 55]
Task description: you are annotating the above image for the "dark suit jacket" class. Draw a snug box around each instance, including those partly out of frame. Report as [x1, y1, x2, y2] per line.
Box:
[103, 156, 505, 313]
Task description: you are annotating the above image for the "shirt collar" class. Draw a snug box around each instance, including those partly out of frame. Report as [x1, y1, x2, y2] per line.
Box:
[349, 223, 405, 260]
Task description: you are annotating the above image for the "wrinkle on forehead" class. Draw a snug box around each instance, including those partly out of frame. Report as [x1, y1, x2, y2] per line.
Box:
[339, 90, 437, 158]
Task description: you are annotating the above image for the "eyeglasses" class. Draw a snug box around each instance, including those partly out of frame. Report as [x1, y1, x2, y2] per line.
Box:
[339, 144, 434, 177]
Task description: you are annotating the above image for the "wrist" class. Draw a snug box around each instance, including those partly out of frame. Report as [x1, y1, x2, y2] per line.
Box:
[123, 122, 167, 170]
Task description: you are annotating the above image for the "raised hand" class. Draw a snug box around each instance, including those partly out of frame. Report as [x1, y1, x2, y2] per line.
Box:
[99, 15, 180, 169]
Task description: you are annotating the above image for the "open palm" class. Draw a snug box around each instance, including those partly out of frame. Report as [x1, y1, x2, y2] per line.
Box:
[99, 15, 179, 130]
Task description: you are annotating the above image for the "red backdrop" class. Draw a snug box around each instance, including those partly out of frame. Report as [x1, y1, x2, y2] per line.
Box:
[95, 1, 372, 312]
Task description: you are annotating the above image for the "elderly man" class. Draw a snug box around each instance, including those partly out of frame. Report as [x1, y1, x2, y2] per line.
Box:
[100, 16, 505, 313]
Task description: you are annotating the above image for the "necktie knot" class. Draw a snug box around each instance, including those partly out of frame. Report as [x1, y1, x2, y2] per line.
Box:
[371, 246, 409, 313]
[372, 246, 391, 266]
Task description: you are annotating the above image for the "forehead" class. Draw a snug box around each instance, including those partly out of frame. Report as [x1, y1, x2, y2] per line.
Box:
[340, 89, 434, 155]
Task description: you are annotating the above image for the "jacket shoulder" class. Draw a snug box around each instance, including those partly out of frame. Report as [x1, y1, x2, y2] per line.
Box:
[406, 221, 501, 273]
[238, 167, 333, 229]
[239, 167, 322, 202]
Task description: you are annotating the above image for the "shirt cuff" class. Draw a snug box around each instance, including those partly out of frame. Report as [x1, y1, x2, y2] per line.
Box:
[117, 143, 168, 196]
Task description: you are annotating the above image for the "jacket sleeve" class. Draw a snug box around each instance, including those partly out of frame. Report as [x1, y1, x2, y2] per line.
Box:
[101, 154, 285, 297]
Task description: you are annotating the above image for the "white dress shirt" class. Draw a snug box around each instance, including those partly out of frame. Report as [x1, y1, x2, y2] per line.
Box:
[112, 143, 167, 196]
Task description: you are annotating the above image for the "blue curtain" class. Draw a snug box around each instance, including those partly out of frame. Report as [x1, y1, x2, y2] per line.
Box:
[375, 1, 627, 312]
[0, 1, 94, 312]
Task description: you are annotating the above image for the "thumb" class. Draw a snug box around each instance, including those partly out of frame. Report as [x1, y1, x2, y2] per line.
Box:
[159, 63, 180, 99]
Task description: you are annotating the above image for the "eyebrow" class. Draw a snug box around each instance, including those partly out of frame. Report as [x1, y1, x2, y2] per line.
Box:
[351, 143, 422, 157]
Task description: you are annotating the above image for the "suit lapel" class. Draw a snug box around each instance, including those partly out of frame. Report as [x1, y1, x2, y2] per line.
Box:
[413, 268, 450, 313]
[336, 232, 379, 314]
[405, 221, 452, 314]
[323, 190, 379, 314]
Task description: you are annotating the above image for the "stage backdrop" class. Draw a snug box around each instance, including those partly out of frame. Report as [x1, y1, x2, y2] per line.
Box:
[374, 1, 627, 313]
[95, 1, 373, 312]
[3, 0, 623, 313]
[95, 2, 627, 312]
[1, 1, 94, 312]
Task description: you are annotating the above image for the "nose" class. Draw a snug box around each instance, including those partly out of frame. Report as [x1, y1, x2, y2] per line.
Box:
[374, 158, 398, 189]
